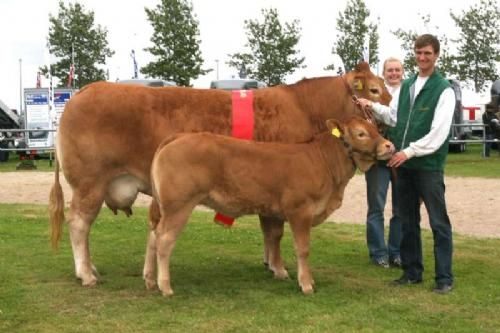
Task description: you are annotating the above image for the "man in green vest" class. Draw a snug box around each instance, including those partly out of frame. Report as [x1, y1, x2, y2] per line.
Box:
[386, 34, 455, 294]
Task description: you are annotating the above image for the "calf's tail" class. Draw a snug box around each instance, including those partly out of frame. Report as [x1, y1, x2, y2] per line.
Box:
[49, 156, 65, 251]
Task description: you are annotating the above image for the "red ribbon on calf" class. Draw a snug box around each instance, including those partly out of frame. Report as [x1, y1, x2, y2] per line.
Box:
[214, 90, 255, 227]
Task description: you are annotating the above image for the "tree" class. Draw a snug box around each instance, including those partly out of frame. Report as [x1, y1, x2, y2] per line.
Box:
[451, 0, 500, 92]
[327, 0, 379, 72]
[41, 1, 114, 88]
[227, 8, 305, 86]
[142, 0, 209, 87]
[392, 14, 456, 78]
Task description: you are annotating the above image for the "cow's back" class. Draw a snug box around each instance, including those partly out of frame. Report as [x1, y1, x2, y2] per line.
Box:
[58, 82, 232, 187]
[58, 82, 318, 188]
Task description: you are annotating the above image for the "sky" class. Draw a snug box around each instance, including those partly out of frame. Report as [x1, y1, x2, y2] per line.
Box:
[0, 0, 490, 111]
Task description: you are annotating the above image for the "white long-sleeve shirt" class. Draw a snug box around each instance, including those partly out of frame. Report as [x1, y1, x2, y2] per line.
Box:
[372, 76, 456, 159]
[371, 84, 400, 127]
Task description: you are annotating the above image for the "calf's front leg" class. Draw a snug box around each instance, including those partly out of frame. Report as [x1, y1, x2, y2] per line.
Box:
[288, 216, 314, 294]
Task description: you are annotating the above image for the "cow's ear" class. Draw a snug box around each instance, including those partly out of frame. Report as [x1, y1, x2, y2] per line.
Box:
[326, 119, 344, 138]
[352, 76, 364, 91]
[355, 62, 370, 72]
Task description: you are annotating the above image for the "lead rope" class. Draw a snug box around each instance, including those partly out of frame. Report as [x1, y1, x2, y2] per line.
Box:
[342, 75, 396, 183]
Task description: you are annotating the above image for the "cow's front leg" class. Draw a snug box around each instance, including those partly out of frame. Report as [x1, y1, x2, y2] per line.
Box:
[259, 215, 288, 279]
[288, 215, 314, 294]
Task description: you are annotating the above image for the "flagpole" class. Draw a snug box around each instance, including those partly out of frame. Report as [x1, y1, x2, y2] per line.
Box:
[131, 49, 138, 79]
[72, 43, 75, 89]
[19, 58, 23, 114]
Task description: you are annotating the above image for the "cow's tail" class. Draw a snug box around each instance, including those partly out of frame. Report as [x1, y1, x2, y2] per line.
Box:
[49, 155, 65, 251]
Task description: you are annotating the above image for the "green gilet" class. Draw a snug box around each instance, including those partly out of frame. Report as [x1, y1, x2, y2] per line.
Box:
[389, 71, 451, 171]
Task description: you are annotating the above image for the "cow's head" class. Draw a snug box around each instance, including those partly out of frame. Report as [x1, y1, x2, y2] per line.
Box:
[344, 62, 391, 106]
[326, 116, 394, 172]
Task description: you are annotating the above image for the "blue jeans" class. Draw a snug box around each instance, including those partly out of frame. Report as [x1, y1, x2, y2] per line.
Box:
[396, 168, 453, 285]
[484, 133, 495, 157]
[365, 163, 401, 261]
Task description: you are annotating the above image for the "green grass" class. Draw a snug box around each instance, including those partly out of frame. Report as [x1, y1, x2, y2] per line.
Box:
[0, 155, 55, 172]
[1, 205, 500, 333]
[446, 144, 500, 178]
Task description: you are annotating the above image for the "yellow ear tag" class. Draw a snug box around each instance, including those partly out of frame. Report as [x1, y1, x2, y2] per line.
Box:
[331, 127, 341, 138]
[353, 80, 363, 90]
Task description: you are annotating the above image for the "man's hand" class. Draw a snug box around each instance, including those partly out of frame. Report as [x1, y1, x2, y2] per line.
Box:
[356, 98, 373, 110]
[387, 151, 409, 168]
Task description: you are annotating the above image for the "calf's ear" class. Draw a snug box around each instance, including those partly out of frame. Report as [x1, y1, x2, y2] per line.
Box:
[326, 119, 344, 138]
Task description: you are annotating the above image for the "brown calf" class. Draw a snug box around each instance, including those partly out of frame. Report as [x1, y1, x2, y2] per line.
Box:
[150, 116, 394, 296]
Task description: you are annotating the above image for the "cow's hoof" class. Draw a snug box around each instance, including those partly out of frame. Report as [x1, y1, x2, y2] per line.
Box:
[301, 284, 314, 295]
[144, 278, 157, 290]
[272, 268, 290, 280]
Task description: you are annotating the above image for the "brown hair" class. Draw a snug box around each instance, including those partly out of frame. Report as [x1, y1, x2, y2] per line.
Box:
[414, 34, 440, 54]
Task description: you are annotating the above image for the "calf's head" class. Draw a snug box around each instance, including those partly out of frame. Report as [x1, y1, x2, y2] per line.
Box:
[326, 116, 395, 171]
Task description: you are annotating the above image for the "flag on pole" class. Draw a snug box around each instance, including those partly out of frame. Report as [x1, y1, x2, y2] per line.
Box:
[362, 36, 370, 63]
[48, 50, 54, 117]
[36, 71, 41, 88]
[67, 43, 75, 88]
[67, 63, 75, 88]
[131, 49, 138, 79]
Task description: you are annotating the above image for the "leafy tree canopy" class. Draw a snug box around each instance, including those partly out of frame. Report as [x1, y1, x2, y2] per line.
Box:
[328, 0, 379, 72]
[227, 8, 305, 86]
[41, 0, 114, 88]
[450, 0, 500, 92]
[142, 0, 210, 87]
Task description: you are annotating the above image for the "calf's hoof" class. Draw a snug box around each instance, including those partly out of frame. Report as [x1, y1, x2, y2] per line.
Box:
[144, 278, 157, 290]
[160, 288, 174, 297]
[158, 280, 174, 297]
[81, 275, 98, 287]
[272, 268, 290, 280]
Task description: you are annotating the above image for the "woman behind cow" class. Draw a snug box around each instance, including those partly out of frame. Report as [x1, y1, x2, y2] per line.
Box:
[356, 57, 403, 268]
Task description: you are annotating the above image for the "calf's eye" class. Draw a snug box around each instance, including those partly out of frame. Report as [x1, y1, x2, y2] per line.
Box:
[370, 88, 379, 94]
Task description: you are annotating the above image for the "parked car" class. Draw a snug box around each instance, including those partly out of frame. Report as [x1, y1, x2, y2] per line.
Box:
[210, 79, 267, 90]
[117, 78, 176, 87]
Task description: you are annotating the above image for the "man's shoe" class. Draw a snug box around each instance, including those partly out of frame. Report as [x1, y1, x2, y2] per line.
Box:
[389, 256, 402, 268]
[392, 275, 422, 285]
[372, 257, 389, 268]
[433, 283, 453, 294]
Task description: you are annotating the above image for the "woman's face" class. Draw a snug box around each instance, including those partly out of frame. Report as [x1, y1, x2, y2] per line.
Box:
[383, 61, 403, 87]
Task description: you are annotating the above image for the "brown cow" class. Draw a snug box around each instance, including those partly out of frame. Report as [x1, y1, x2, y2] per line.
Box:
[150, 116, 394, 296]
[49, 62, 391, 287]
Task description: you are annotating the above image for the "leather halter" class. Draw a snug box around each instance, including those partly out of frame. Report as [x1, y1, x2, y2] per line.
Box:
[341, 75, 378, 128]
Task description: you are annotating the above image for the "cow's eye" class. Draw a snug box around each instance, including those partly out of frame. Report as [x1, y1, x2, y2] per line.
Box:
[370, 88, 379, 94]
[358, 132, 366, 138]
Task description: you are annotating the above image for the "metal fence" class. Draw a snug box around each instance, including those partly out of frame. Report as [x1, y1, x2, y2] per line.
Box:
[0, 128, 56, 152]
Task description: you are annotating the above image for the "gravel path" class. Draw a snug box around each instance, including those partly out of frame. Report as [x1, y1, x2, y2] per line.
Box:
[1, 171, 498, 238]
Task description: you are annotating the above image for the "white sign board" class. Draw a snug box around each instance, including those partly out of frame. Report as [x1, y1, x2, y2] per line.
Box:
[24, 88, 52, 149]
[53, 89, 73, 126]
